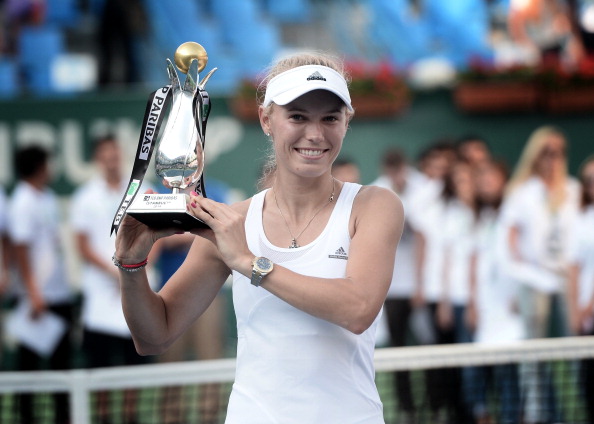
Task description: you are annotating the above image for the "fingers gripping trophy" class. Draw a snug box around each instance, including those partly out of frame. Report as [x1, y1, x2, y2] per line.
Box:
[111, 42, 217, 234]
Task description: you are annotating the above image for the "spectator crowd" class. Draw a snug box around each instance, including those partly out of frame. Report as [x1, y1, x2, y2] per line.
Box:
[367, 126, 594, 424]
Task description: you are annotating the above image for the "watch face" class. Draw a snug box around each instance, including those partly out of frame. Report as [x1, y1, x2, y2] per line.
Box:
[255, 257, 273, 272]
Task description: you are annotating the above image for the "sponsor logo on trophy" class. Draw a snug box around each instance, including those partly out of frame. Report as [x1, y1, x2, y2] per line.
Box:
[111, 42, 217, 234]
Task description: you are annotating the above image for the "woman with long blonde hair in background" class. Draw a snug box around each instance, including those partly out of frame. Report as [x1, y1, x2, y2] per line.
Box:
[500, 125, 580, 424]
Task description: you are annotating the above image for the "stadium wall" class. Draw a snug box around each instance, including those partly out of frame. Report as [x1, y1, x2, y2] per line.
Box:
[0, 90, 592, 198]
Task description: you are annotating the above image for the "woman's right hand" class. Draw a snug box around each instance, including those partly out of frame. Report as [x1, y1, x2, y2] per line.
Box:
[114, 191, 183, 264]
[114, 213, 157, 264]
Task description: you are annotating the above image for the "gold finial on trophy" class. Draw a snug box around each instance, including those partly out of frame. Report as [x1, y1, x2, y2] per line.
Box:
[174, 42, 208, 74]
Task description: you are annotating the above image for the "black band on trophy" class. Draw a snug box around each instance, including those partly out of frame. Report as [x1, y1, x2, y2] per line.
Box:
[110, 85, 173, 235]
[192, 86, 211, 198]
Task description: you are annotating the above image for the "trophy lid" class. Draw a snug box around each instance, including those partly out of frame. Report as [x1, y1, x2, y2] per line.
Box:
[174, 42, 208, 74]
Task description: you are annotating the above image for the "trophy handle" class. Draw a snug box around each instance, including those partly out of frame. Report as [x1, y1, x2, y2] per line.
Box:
[166, 59, 181, 92]
[191, 71, 215, 198]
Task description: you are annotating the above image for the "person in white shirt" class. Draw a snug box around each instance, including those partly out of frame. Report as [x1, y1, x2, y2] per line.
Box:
[465, 159, 523, 424]
[70, 135, 153, 424]
[429, 159, 477, 424]
[408, 141, 457, 312]
[113, 52, 404, 423]
[438, 160, 477, 340]
[567, 155, 594, 424]
[406, 141, 465, 423]
[500, 125, 580, 424]
[371, 148, 423, 423]
[7, 145, 74, 424]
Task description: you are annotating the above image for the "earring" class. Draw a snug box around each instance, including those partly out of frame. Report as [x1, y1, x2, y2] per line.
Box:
[266, 133, 270, 137]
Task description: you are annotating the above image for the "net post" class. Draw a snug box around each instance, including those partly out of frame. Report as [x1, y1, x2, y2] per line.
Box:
[70, 370, 91, 424]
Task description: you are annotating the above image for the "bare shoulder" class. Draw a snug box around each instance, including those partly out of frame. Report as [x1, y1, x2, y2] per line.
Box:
[354, 185, 403, 216]
[350, 185, 404, 238]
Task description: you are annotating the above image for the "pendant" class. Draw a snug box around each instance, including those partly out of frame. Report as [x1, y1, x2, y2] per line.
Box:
[289, 238, 299, 249]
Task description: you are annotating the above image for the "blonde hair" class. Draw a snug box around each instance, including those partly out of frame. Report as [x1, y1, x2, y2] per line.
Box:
[505, 125, 569, 210]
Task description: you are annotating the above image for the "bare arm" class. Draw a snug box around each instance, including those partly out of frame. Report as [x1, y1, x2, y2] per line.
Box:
[120, 185, 403, 355]
[13, 243, 45, 318]
[260, 188, 403, 333]
[190, 186, 404, 335]
[567, 262, 581, 334]
[466, 251, 479, 331]
[115, 215, 230, 355]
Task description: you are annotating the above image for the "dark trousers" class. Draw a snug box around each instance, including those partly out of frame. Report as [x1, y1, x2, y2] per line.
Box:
[384, 297, 415, 412]
[582, 325, 594, 424]
[16, 302, 74, 424]
[425, 302, 474, 424]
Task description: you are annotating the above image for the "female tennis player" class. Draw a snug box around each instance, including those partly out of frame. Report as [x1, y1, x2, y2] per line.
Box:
[114, 52, 404, 423]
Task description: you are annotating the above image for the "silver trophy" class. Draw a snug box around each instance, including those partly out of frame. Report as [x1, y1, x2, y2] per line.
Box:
[126, 42, 217, 231]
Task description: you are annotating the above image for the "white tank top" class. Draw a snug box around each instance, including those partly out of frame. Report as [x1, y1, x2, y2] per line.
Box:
[226, 182, 384, 424]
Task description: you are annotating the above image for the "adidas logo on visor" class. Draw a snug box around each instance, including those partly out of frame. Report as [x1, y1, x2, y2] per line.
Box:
[307, 71, 327, 81]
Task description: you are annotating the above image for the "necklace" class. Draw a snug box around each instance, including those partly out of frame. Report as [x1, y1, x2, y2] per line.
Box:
[272, 177, 336, 249]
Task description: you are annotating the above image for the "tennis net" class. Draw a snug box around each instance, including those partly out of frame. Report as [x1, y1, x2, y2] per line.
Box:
[0, 336, 593, 423]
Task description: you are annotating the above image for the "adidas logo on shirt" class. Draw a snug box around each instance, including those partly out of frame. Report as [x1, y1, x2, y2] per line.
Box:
[328, 246, 348, 260]
[307, 71, 327, 81]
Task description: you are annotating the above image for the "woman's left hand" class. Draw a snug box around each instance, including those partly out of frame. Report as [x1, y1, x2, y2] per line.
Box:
[187, 193, 252, 273]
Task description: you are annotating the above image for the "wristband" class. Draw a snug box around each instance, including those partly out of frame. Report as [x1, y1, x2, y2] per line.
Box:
[112, 255, 148, 272]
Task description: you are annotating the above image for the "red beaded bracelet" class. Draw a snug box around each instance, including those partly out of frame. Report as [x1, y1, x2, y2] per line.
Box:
[112, 255, 148, 272]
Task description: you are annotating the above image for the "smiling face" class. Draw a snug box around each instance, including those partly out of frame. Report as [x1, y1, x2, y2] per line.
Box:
[261, 89, 349, 179]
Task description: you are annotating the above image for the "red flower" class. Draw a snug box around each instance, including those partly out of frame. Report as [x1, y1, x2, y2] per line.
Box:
[345, 61, 407, 100]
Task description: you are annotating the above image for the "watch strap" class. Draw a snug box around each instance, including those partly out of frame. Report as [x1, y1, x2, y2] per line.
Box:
[251, 268, 264, 287]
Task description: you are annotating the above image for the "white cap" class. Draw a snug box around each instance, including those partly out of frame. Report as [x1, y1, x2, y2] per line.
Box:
[263, 65, 353, 112]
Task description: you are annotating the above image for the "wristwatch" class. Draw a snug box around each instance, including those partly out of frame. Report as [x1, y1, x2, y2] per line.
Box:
[251, 256, 274, 287]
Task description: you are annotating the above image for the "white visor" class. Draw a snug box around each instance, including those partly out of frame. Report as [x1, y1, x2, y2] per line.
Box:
[263, 64, 353, 112]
